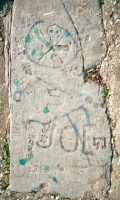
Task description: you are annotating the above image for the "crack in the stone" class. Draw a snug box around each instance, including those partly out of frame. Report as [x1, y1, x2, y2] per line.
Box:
[100, 3, 113, 195]
[60, 0, 85, 72]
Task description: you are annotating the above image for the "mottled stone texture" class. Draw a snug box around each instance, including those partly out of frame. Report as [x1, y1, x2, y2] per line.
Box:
[9, 0, 111, 198]
[0, 16, 9, 173]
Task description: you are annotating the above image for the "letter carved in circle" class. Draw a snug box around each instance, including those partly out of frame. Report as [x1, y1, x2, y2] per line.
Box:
[60, 126, 79, 152]
[25, 21, 78, 68]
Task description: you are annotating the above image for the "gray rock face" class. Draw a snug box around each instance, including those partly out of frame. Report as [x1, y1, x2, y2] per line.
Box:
[0, 0, 14, 17]
[10, 0, 111, 198]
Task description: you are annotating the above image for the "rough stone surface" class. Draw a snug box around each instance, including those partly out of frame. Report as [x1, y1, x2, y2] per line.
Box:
[1, 0, 120, 198]
[100, 0, 120, 199]
[0, 13, 9, 174]
[7, 0, 111, 198]
[1, 0, 120, 199]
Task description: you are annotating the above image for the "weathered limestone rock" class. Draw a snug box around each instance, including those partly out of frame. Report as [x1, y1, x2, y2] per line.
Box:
[10, 0, 111, 198]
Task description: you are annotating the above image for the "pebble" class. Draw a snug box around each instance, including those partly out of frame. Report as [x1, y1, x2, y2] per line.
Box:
[0, 173, 3, 178]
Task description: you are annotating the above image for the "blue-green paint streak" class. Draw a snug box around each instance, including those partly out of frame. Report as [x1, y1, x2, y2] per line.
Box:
[53, 177, 58, 183]
[39, 51, 44, 57]
[43, 166, 50, 171]
[26, 34, 32, 43]
[19, 158, 31, 166]
[24, 67, 31, 74]
[66, 31, 71, 37]
[43, 106, 50, 114]
[14, 79, 20, 87]
[31, 49, 36, 56]
[61, 68, 66, 71]
[60, 90, 65, 93]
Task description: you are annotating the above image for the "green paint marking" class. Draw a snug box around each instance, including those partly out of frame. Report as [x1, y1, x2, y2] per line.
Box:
[31, 49, 36, 56]
[26, 34, 32, 43]
[60, 90, 65, 93]
[43, 106, 50, 114]
[14, 79, 20, 87]
[44, 166, 50, 171]
[61, 68, 65, 71]
[66, 31, 71, 37]
[39, 51, 44, 57]
[19, 157, 31, 166]
[24, 67, 31, 73]
[34, 28, 39, 34]
[53, 177, 58, 183]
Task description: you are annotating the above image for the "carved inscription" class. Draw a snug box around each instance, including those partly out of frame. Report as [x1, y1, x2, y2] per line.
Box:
[60, 126, 79, 152]
[93, 137, 107, 150]
[25, 22, 78, 68]
[36, 123, 54, 148]
[82, 129, 93, 155]
[82, 125, 109, 156]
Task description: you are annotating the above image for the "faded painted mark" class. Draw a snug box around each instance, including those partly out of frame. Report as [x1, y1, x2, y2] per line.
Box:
[26, 34, 32, 43]
[31, 49, 36, 56]
[66, 31, 71, 37]
[48, 175, 58, 183]
[19, 157, 31, 166]
[25, 20, 78, 67]
[43, 106, 50, 114]
[53, 177, 58, 183]
[39, 51, 44, 57]
[44, 165, 50, 171]
[14, 79, 20, 87]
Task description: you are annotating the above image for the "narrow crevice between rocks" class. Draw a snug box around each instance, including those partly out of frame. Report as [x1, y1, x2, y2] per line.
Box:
[0, 14, 10, 193]
[100, 2, 114, 195]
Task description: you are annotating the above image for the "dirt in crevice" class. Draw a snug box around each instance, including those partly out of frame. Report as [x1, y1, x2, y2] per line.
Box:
[100, 0, 120, 199]
[0, 14, 10, 194]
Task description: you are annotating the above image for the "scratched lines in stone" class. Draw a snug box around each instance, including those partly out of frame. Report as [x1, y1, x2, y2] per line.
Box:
[21, 76, 101, 118]
[25, 20, 78, 68]
[12, 75, 110, 167]
[12, 73, 111, 171]
[20, 101, 110, 167]
[23, 105, 90, 160]
[12, 19, 110, 180]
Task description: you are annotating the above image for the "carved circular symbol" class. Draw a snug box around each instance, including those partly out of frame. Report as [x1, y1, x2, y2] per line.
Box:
[13, 90, 22, 102]
[25, 20, 78, 68]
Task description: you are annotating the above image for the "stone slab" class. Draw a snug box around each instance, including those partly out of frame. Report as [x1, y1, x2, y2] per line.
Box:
[10, 0, 111, 198]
